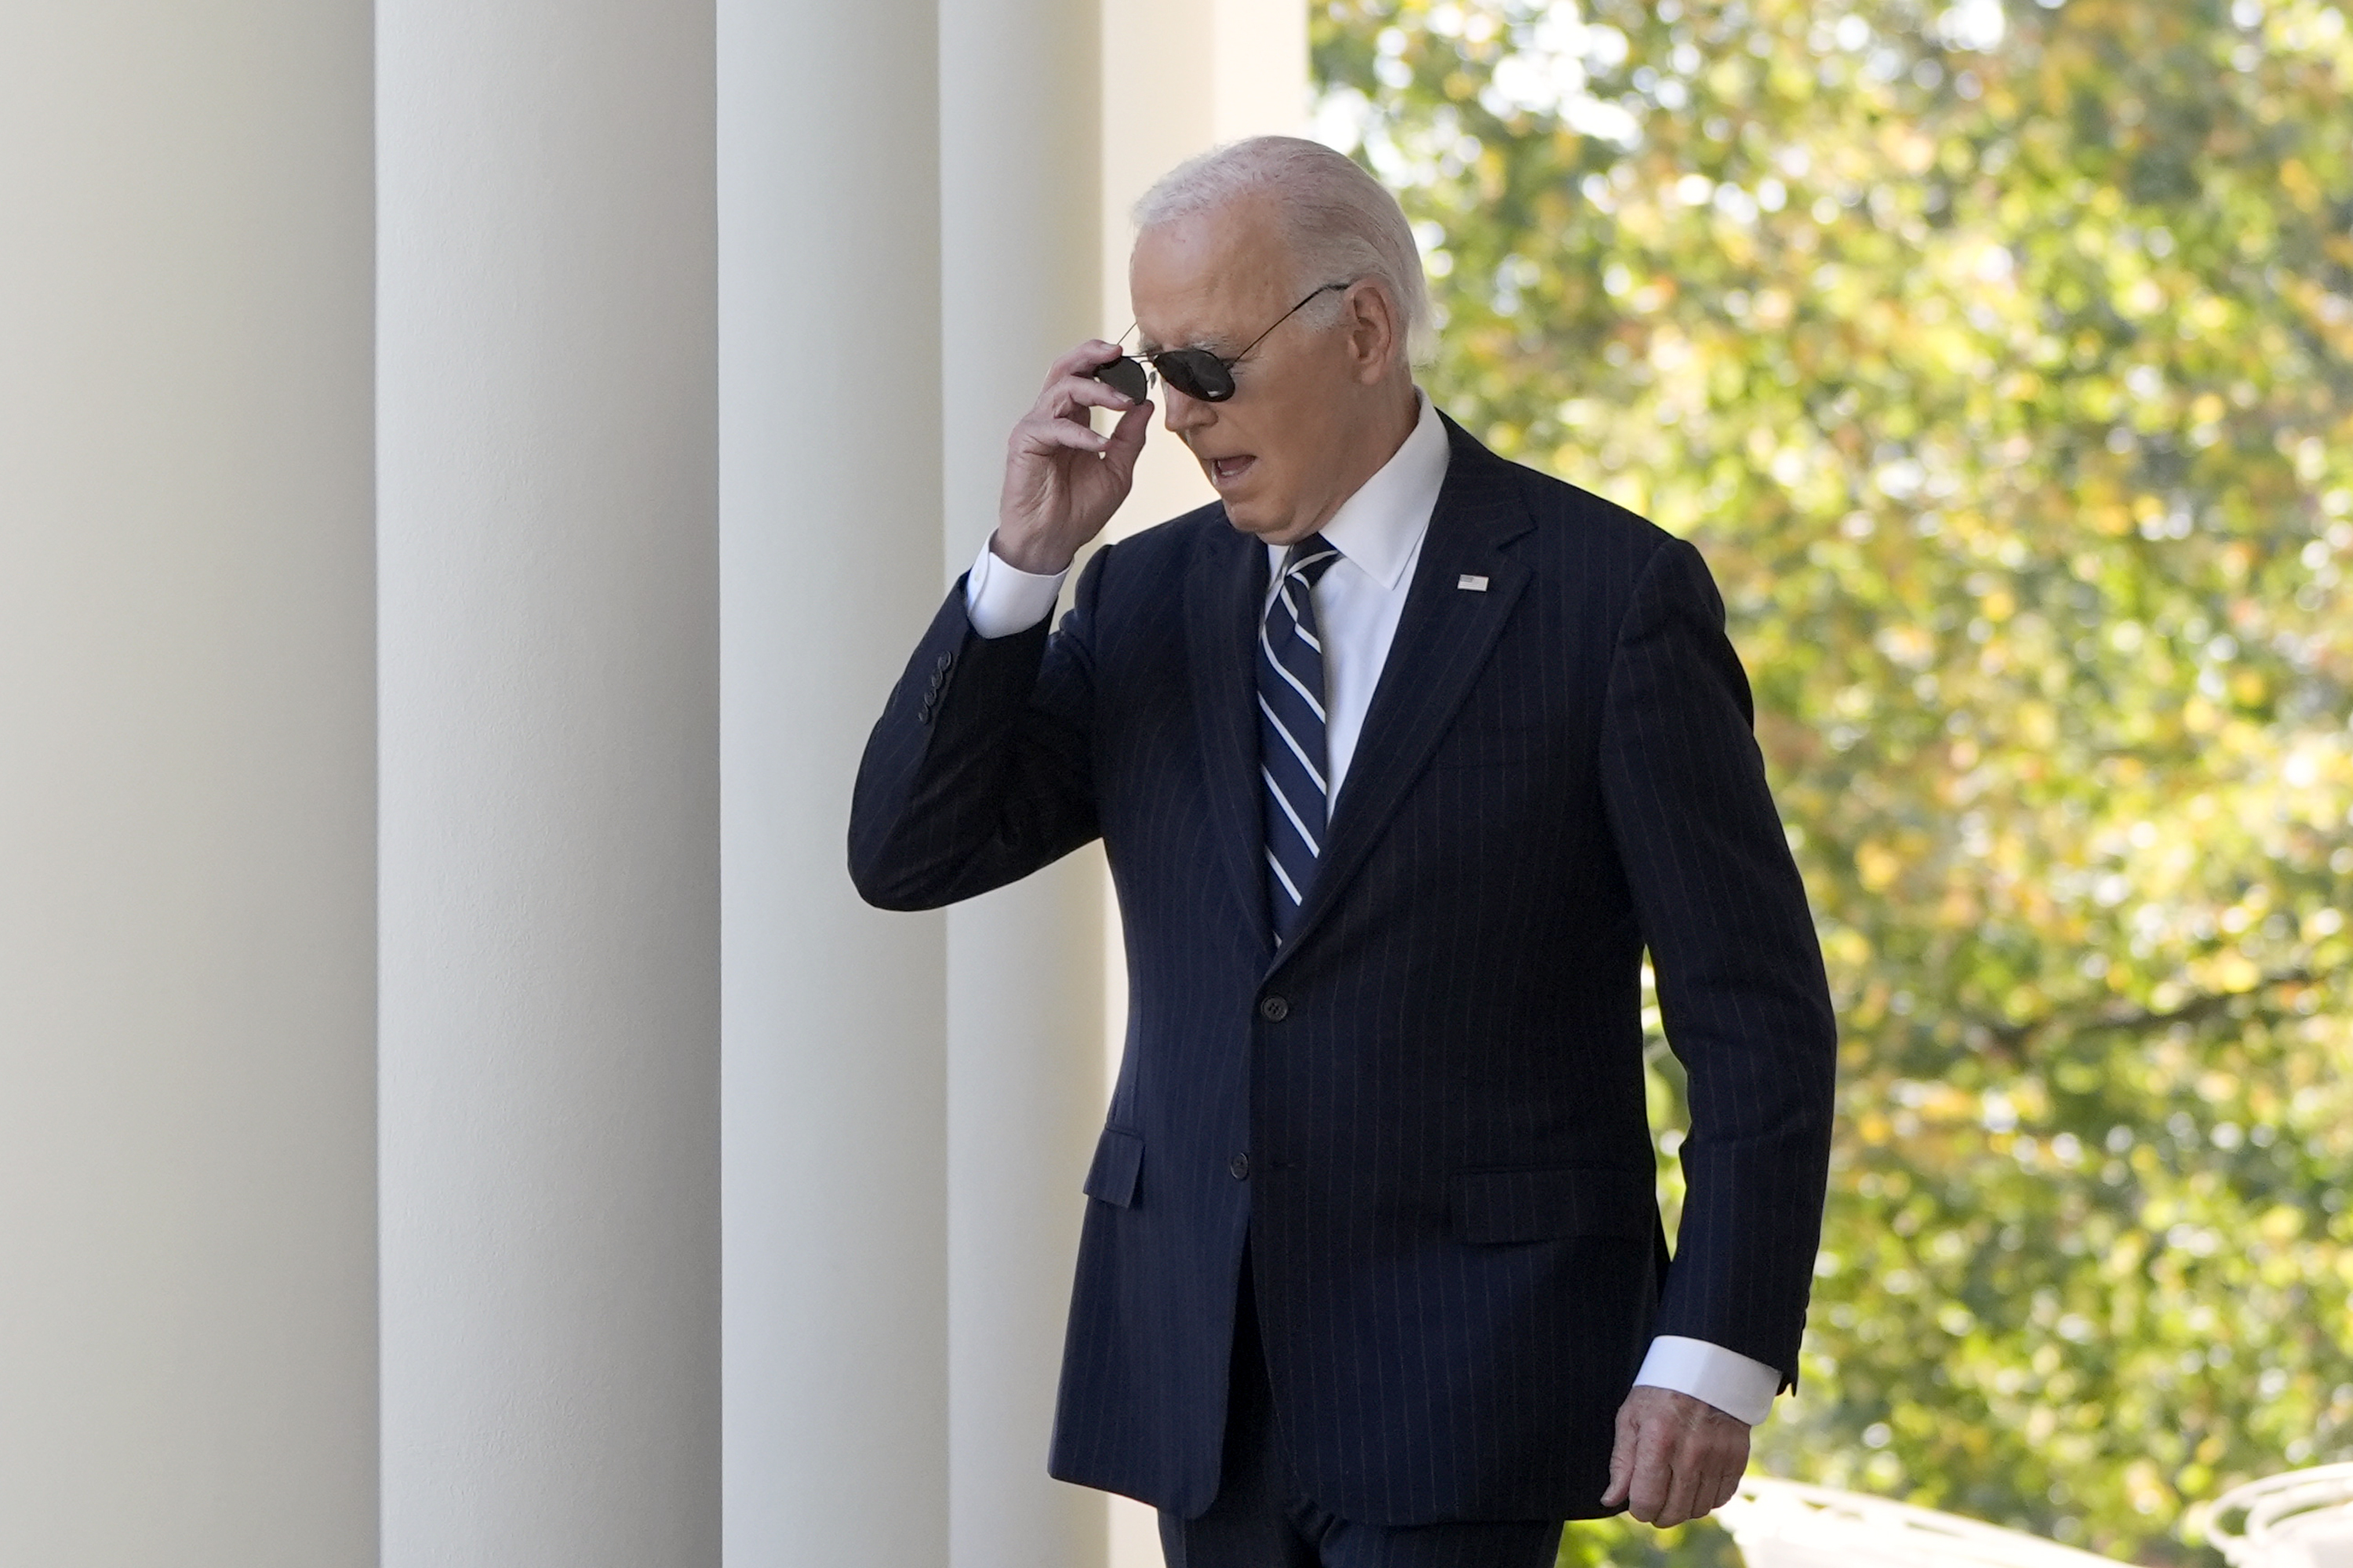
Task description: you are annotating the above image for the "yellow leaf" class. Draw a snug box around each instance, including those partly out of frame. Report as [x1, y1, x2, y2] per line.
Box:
[2282, 157, 2322, 211]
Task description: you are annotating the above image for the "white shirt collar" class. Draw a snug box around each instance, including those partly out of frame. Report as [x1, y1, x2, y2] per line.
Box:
[1280, 390, 1449, 591]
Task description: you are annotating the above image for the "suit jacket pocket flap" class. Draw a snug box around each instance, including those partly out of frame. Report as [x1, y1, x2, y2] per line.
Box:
[1083, 1127, 1144, 1209]
[1449, 1164, 1653, 1244]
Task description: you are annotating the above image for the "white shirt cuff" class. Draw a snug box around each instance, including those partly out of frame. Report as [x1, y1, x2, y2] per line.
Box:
[963, 536, 1068, 638]
[1633, 1335, 1780, 1426]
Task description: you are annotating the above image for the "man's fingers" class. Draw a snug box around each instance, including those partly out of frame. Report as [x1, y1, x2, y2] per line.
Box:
[1604, 1388, 1756, 1529]
[1012, 417, 1111, 457]
[1040, 339, 1126, 390]
[1042, 369, 1143, 424]
[1655, 1437, 1708, 1529]
[1013, 396, 1153, 464]
[1598, 1453, 1630, 1508]
[1624, 1423, 1675, 1523]
[1660, 1428, 1747, 1526]
[994, 341, 1151, 569]
[1599, 1399, 1643, 1507]
[1099, 401, 1154, 480]
[1599, 1431, 1633, 1507]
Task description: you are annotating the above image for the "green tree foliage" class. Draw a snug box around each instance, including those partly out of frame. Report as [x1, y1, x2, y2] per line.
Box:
[1311, 0, 2353, 1560]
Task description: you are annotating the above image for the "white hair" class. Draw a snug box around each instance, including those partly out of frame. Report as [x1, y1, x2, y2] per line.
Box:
[1132, 135, 1435, 367]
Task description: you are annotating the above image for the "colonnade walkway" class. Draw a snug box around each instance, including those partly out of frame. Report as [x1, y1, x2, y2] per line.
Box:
[1, 2, 1294, 1564]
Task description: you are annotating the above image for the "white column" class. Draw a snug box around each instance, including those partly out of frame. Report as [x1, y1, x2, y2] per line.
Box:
[0, 5, 376, 1566]
[939, 4, 1107, 1566]
[1094, 8, 1310, 1563]
[718, 2, 951, 1566]
[375, 2, 721, 1563]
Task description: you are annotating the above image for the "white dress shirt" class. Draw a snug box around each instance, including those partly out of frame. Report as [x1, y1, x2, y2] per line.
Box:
[962, 391, 1782, 1426]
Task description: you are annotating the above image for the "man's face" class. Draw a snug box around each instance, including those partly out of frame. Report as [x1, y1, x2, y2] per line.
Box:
[1129, 196, 1387, 546]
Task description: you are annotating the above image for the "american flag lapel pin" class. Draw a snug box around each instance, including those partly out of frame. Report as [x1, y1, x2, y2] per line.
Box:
[1457, 573, 1489, 592]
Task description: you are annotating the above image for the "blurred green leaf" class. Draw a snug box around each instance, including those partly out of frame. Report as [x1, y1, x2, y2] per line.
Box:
[1314, 1, 2353, 1562]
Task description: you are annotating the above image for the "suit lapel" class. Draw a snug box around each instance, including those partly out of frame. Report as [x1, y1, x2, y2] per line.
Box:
[1269, 418, 1534, 973]
[1186, 515, 1275, 955]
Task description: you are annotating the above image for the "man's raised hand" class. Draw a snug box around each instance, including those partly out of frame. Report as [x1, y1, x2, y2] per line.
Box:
[1601, 1384, 1751, 1530]
[993, 340, 1155, 577]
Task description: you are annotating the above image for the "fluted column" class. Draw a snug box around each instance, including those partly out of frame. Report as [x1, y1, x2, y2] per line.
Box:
[718, 2, 951, 1565]
[0, 3, 377, 1563]
[939, 2, 1108, 1565]
[375, 2, 722, 1562]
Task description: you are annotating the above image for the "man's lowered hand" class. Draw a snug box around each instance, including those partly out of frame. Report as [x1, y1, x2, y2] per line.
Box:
[1600, 1384, 1751, 1529]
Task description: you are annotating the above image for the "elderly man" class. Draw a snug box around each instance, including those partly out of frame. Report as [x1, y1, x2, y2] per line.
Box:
[851, 136, 1836, 1568]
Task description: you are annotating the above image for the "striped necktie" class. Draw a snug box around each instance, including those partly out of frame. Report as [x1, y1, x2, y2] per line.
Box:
[1259, 533, 1342, 944]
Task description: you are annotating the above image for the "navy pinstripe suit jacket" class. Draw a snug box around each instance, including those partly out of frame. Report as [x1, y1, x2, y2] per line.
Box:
[850, 416, 1836, 1527]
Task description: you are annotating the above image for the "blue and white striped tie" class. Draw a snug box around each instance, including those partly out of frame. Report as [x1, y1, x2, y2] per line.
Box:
[1259, 534, 1342, 944]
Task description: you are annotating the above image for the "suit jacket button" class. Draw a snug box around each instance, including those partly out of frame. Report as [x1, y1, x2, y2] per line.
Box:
[1228, 1153, 1250, 1180]
[1259, 995, 1289, 1021]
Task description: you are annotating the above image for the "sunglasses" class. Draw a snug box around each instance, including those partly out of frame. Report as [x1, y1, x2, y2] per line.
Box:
[1093, 282, 1349, 405]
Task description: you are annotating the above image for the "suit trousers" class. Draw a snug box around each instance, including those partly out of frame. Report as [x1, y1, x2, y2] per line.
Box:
[1157, 1257, 1566, 1568]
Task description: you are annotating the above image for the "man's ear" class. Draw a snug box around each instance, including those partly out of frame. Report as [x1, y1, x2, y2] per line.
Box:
[1344, 280, 1400, 382]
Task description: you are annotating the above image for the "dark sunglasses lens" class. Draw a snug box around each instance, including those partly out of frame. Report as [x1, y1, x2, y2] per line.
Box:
[1093, 355, 1150, 404]
[1155, 350, 1235, 403]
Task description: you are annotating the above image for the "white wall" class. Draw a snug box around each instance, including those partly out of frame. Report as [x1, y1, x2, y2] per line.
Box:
[375, 1, 722, 1562]
[718, 1, 953, 1564]
[0, 4, 379, 1564]
[940, 2, 1109, 1563]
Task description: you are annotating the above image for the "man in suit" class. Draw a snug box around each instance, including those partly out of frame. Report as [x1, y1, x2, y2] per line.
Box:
[851, 136, 1836, 1568]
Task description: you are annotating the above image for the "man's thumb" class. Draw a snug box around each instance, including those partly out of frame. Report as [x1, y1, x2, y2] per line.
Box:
[1102, 401, 1153, 477]
[1601, 1437, 1632, 1505]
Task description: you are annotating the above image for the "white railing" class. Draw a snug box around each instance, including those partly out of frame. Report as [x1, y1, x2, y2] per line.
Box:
[2207, 1463, 2353, 1568]
[1713, 1475, 2116, 1568]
